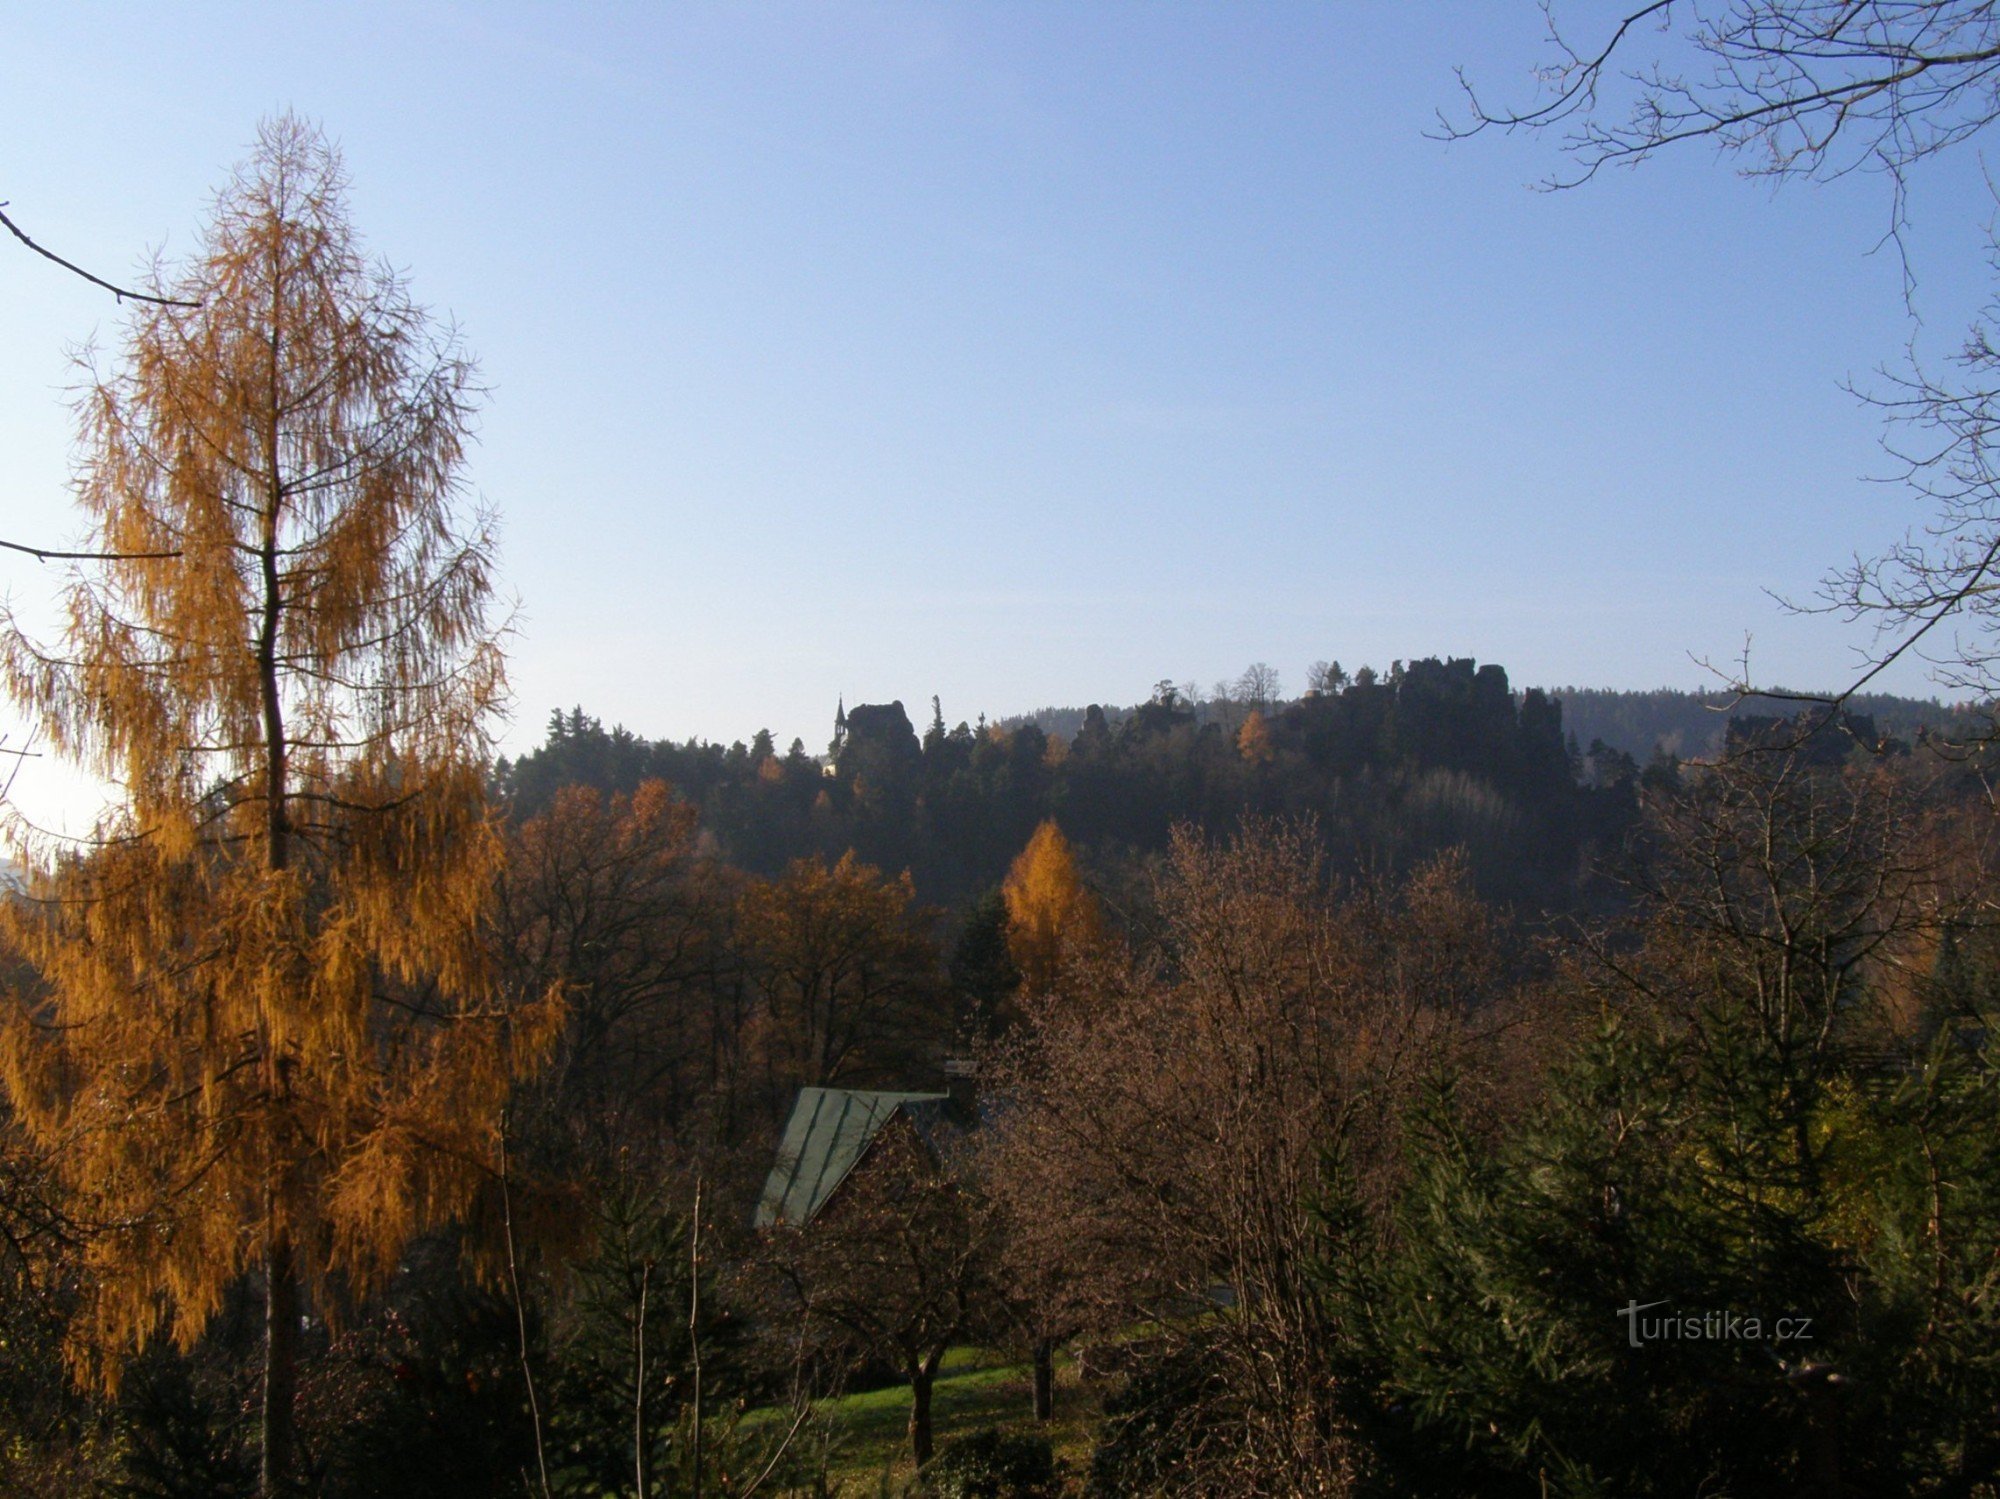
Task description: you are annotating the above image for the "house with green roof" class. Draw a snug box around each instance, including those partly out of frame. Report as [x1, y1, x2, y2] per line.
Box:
[753, 1084, 970, 1228]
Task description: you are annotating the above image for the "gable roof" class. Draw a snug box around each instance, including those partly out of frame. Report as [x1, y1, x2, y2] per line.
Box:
[754, 1086, 948, 1228]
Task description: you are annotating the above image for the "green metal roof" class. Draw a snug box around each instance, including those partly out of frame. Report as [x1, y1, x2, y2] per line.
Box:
[754, 1087, 948, 1228]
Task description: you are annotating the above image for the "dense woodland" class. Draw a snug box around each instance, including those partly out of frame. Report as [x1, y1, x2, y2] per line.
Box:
[496, 669, 1960, 919]
[10, 646, 2000, 1494]
[13, 698, 2000, 1495]
[500, 664, 1604, 913]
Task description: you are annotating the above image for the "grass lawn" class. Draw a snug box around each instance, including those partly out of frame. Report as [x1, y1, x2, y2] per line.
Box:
[747, 1346, 1101, 1495]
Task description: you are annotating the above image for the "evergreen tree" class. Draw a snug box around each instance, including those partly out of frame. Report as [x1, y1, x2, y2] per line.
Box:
[1345, 756, 2000, 1493]
[948, 889, 1022, 1039]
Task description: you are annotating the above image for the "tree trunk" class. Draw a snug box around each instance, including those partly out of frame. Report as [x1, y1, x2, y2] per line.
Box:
[908, 1362, 936, 1469]
[633, 1259, 651, 1499]
[257, 378, 296, 1499]
[1031, 1338, 1055, 1422]
[261, 1233, 300, 1498]
[1803, 1372, 1843, 1498]
[689, 1177, 704, 1499]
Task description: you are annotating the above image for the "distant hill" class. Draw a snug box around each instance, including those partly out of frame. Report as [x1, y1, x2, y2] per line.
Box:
[1548, 688, 1972, 762]
[1005, 687, 1975, 764]
[501, 667, 1986, 922]
[509, 661, 1614, 914]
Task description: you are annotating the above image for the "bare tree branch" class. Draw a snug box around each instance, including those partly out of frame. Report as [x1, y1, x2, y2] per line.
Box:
[1444, 3, 2000, 190]
[0, 203, 199, 309]
[2, 205, 191, 566]
[1444, 2, 2000, 303]
[1450, 6, 2000, 729]
[0, 538, 181, 564]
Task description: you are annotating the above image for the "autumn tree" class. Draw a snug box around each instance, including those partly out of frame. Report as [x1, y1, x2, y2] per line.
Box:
[758, 1115, 990, 1468]
[497, 779, 737, 1163]
[0, 117, 557, 1497]
[736, 852, 943, 1112]
[989, 819, 1113, 1416]
[999, 820, 1106, 1004]
[1236, 709, 1275, 766]
[984, 823, 1504, 1492]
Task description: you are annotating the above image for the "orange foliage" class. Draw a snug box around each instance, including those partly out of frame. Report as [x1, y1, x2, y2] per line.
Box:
[0, 120, 559, 1425]
[736, 852, 943, 1102]
[1001, 819, 1106, 998]
[1237, 708, 1276, 765]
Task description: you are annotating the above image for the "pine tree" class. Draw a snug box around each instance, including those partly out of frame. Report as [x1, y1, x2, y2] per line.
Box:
[0, 116, 559, 1496]
[549, 1172, 735, 1498]
[948, 889, 1023, 1039]
[1348, 755, 2000, 1493]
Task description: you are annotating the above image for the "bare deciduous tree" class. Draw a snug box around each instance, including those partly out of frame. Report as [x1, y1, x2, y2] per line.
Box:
[1235, 662, 1281, 710]
[983, 822, 1507, 1493]
[1608, 744, 1957, 1055]
[1451, 4, 2000, 725]
[757, 1118, 989, 1469]
[1804, 307, 2000, 720]
[1446, 2, 2000, 248]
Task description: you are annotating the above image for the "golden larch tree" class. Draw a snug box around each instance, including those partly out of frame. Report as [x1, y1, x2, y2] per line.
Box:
[0, 116, 559, 1497]
[1237, 707, 1275, 765]
[1001, 819, 1106, 999]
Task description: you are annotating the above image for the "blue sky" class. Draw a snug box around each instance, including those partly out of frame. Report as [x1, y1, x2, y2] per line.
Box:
[4, 4, 1994, 821]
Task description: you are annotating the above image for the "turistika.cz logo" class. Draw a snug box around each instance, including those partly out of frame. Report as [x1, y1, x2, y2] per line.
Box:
[1617, 1299, 1814, 1348]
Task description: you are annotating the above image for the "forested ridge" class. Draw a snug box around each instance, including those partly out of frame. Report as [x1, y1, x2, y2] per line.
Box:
[15, 605, 1992, 1491]
[498, 661, 1962, 916]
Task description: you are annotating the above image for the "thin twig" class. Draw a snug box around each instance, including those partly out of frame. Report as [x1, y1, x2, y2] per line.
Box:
[0, 731, 36, 807]
[737, 1390, 816, 1499]
[635, 1256, 651, 1499]
[499, 1113, 554, 1499]
[0, 203, 199, 308]
[0, 538, 182, 563]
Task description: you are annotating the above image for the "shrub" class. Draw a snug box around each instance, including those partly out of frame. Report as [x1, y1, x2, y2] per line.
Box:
[926, 1425, 1058, 1499]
